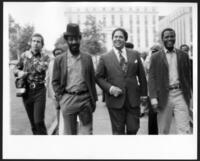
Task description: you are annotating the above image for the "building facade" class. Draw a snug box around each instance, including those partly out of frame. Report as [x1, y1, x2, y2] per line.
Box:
[64, 6, 159, 51]
[159, 7, 193, 49]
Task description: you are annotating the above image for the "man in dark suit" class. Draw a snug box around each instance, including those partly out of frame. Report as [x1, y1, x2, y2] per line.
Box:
[52, 23, 97, 135]
[148, 28, 192, 134]
[96, 28, 147, 135]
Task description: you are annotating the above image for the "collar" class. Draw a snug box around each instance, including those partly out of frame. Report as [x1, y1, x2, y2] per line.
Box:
[164, 47, 176, 54]
[113, 46, 126, 54]
[30, 49, 42, 57]
[24, 49, 41, 59]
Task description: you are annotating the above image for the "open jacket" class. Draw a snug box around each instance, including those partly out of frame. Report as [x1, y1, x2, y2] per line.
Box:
[52, 51, 98, 112]
[148, 48, 192, 108]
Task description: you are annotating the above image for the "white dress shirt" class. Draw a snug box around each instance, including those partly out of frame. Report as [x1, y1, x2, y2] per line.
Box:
[113, 47, 128, 62]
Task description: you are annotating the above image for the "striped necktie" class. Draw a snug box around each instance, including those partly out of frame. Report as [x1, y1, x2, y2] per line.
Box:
[118, 50, 127, 73]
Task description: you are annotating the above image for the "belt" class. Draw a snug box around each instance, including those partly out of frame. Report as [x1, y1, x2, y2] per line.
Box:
[28, 82, 45, 90]
[169, 84, 181, 90]
[64, 90, 88, 95]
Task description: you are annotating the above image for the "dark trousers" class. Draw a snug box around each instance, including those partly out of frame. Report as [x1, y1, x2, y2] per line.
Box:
[148, 99, 158, 135]
[22, 87, 47, 135]
[108, 97, 140, 135]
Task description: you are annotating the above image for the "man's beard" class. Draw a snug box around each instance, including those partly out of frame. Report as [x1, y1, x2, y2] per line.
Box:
[69, 44, 80, 56]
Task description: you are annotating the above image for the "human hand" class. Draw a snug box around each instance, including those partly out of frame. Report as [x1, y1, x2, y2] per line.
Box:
[140, 99, 148, 117]
[17, 71, 28, 78]
[110, 86, 123, 97]
[152, 103, 158, 113]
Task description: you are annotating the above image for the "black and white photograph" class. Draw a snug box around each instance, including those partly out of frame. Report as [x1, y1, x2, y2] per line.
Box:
[3, 1, 198, 159]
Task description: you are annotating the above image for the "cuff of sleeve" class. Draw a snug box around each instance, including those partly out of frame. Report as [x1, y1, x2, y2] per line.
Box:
[140, 96, 148, 99]
[151, 98, 158, 105]
[109, 86, 114, 94]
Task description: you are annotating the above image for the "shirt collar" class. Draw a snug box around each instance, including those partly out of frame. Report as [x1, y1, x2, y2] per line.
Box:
[113, 46, 126, 54]
[164, 47, 176, 54]
[30, 49, 41, 57]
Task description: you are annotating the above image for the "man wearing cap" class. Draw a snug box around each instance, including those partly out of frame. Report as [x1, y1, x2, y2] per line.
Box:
[96, 28, 147, 135]
[148, 28, 192, 134]
[52, 23, 97, 135]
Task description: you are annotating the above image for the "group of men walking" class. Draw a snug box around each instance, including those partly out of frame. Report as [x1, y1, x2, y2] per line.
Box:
[13, 23, 193, 135]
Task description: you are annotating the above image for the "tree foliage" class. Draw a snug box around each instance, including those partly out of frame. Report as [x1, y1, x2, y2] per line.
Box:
[80, 15, 107, 56]
[9, 15, 34, 60]
[54, 35, 68, 51]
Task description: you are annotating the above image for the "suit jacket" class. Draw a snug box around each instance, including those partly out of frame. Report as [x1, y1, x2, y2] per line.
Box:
[52, 51, 98, 112]
[148, 48, 192, 108]
[95, 48, 147, 109]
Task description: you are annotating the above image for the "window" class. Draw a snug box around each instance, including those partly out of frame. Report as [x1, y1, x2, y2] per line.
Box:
[77, 15, 80, 24]
[136, 15, 140, 24]
[69, 15, 72, 23]
[130, 35, 133, 43]
[130, 15, 133, 33]
[112, 15, 115, 26]
[145, 27, 148, 47]
[153, 15, 156, 25]
[137, 27, 140, 48]
[120, 15, 123, 26]
[145, 15, 148, 25]
[153, 26, 156, 42]
[103, 15, 106, 27]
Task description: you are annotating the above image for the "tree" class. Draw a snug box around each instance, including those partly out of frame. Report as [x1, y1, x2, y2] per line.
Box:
[54, 34, 68, 51]
[80, 15, 107, 69]
[18, 25, 34, 54]
[9, 15, 34, 60]
[81, 15, 107, 56]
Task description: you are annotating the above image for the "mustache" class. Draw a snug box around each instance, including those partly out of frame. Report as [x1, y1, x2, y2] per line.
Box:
[70, 44, 79, 48]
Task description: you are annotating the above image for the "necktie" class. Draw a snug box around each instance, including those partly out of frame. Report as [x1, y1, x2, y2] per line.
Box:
[118, 50, 127, 73]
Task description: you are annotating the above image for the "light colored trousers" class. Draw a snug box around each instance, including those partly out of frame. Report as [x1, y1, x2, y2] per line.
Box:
[157, 89, 191, 134]
[58, 112, 92, 135]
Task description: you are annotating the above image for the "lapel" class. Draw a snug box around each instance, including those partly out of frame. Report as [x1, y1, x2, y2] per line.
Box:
[176, 48, 181, 75]
[160, 49, 169, 72]
[110, 49, 124, 73]
[126, 49, 132, 73]
[63, 51, 68, 85]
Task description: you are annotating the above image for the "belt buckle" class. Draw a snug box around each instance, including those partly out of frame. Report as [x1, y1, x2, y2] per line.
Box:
[30, 82, 36, 89]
